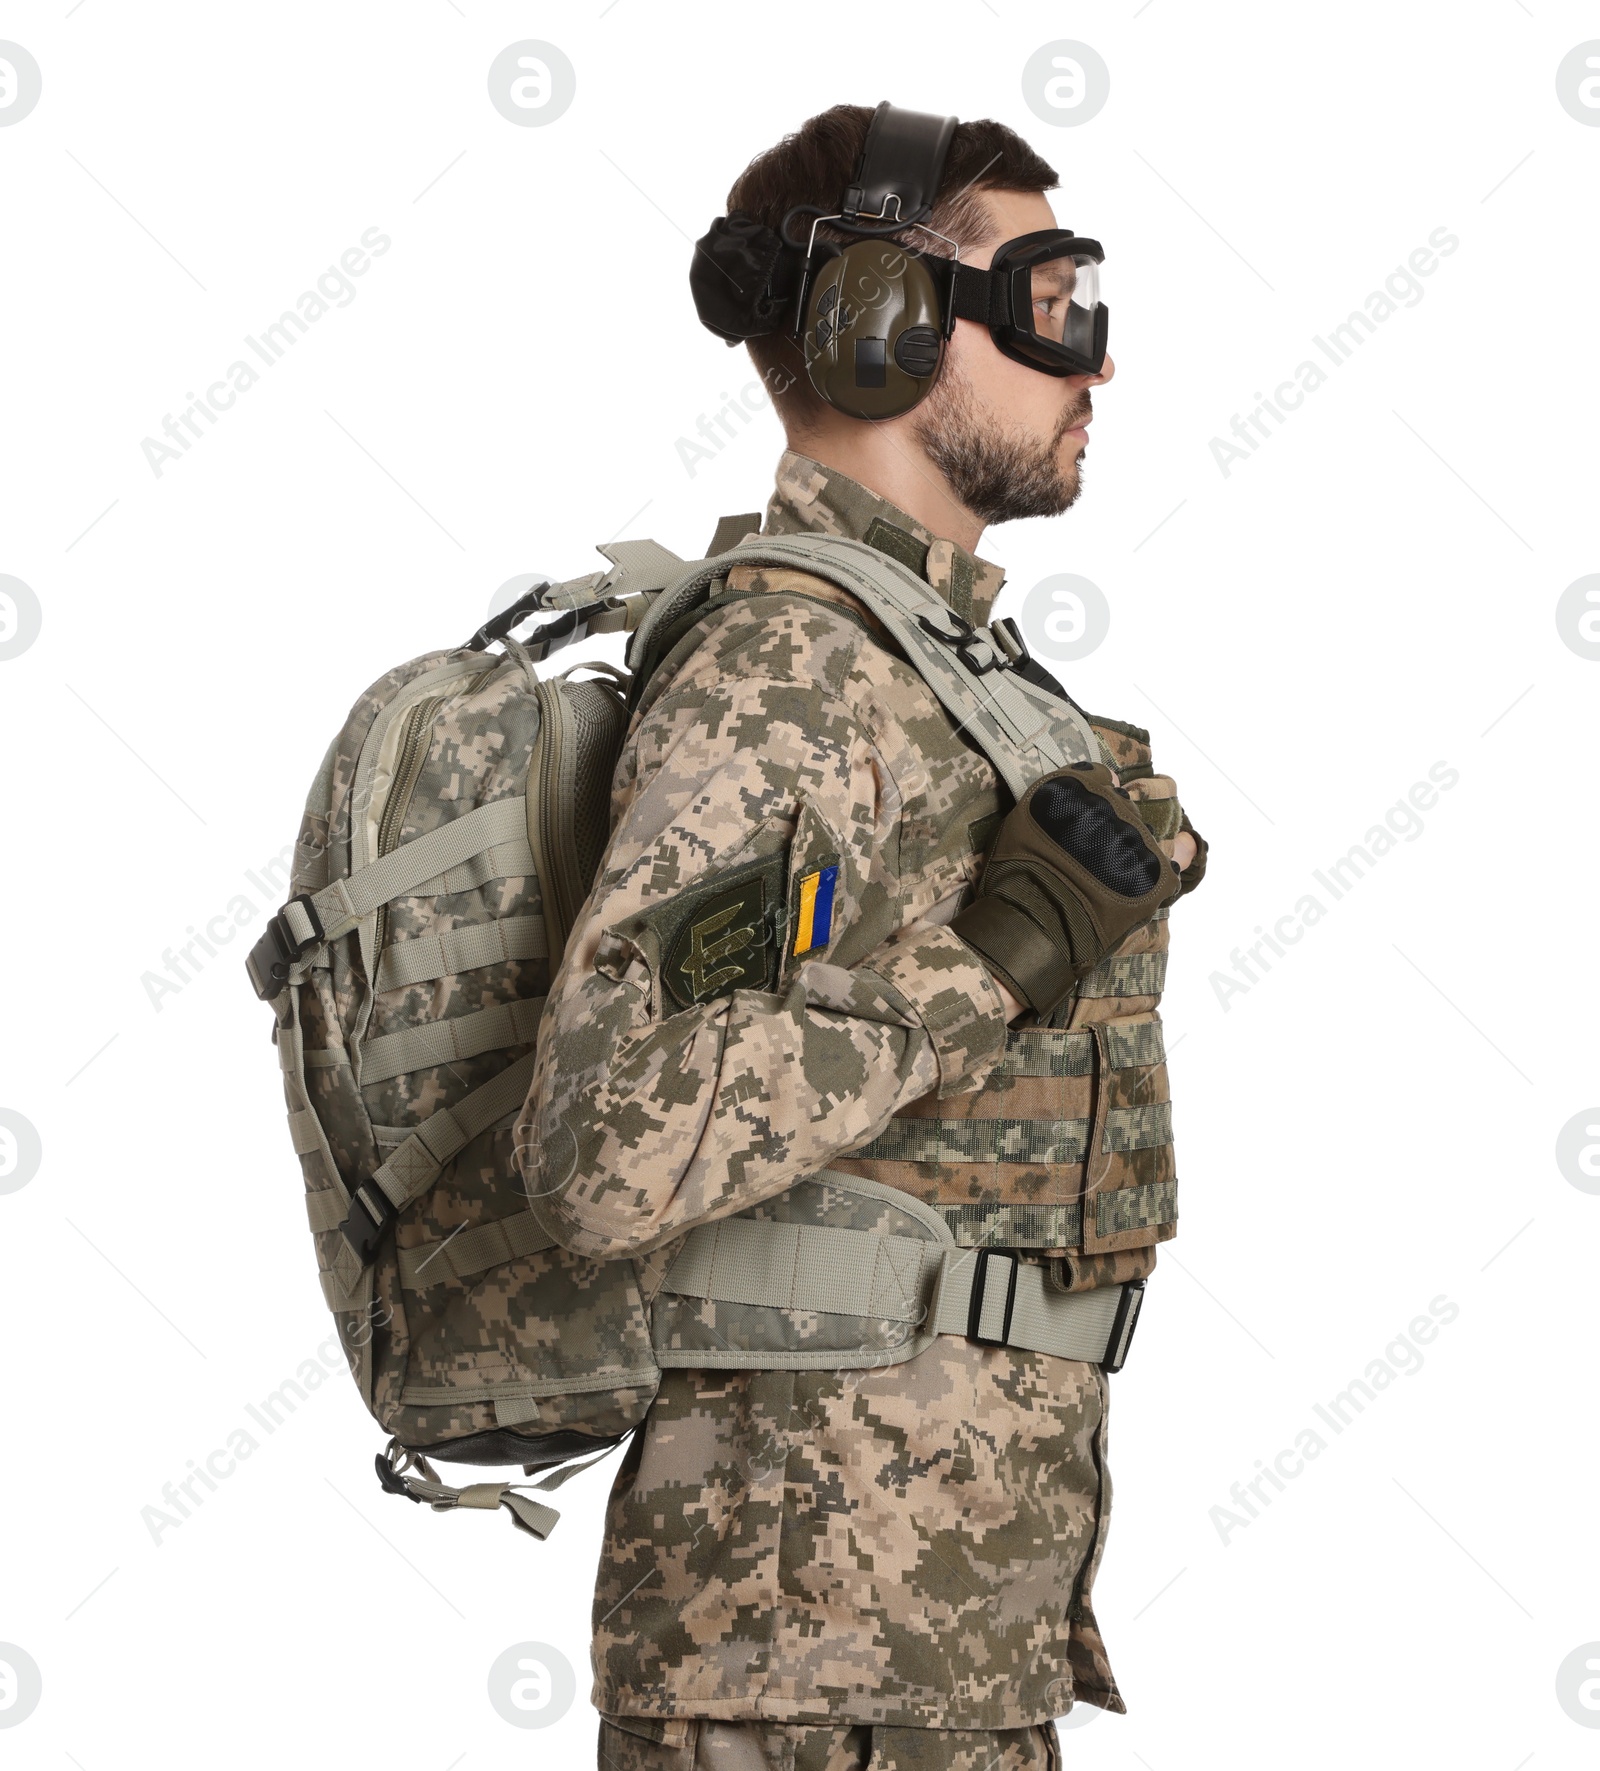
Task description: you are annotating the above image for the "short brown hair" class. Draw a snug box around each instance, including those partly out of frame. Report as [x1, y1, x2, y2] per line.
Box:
[725, 104, 1059, 434]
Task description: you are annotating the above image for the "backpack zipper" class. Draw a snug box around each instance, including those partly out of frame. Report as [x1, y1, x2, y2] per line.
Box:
[371, 666, 501, 968]
[372, 695, 441, 962]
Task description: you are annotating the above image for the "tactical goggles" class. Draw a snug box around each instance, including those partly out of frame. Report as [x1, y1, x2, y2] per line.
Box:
[939, 229, 1108, 378]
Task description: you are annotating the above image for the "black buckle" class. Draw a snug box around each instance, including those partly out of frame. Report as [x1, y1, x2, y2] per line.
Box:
[338, 1182, 398, 1265]
[468, 590, 623, 657]
[247, 894, 325, 1000]
[916, 610, 1008, 676]
[374, 1449, 420, 1501]
[966, 1248, 1021, 1347]
[1101, 1280, 1146, 1374]
[466, 580, 554, 650]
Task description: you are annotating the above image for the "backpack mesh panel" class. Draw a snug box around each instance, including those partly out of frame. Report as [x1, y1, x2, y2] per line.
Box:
[564, 676, 630, 894]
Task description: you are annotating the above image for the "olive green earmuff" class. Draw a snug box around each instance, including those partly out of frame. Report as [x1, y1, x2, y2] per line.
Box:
[801, 240, 946, 421]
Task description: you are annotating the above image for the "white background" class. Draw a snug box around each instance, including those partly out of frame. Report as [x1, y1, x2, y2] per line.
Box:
[1, 4, 1596, 1767]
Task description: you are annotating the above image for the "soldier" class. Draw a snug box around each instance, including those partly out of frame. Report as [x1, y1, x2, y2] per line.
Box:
[519, 102, 1207, 1771]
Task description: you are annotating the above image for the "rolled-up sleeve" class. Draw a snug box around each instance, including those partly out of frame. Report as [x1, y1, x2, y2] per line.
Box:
[516, 651, 1007, 1260]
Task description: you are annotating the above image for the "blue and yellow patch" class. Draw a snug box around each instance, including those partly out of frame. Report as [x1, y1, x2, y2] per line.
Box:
[790, 862, 838, 956]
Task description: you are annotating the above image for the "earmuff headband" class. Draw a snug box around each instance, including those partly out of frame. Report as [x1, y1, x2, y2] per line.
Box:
[840, 102, 957, 232]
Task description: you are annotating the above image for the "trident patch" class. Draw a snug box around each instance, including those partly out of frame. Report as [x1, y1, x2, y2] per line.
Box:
[659, 857, 781, 1011]
[677, 898, 758, 1001]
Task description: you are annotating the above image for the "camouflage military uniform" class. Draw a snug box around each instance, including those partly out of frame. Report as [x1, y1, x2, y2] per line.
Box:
[522, 452, 1197, 1757]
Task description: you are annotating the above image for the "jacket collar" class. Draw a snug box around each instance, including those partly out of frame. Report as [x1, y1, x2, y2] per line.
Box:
[760, 451, 1005, 628]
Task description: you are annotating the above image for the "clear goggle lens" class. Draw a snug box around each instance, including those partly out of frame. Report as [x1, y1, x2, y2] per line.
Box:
[1025, 253, 1102, 353]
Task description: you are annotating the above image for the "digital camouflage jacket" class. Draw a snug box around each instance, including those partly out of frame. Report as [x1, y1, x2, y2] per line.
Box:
[519, 451, 1199, 1729]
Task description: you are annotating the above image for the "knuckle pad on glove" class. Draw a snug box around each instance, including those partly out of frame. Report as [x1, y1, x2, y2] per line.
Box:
[1027, 777, 1164, 897]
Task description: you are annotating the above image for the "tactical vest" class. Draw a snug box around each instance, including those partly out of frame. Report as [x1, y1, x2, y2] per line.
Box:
[830, 719, 1179, 1274]
[670, 556, 1183, 1280]
[627, 537, 1184, 1300]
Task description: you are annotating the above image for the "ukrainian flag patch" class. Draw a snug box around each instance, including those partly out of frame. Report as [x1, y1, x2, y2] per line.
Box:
[791, 862, 839, 956]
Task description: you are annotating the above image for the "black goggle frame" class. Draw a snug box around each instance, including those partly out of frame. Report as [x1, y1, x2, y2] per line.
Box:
[945, 229, 1109, 379]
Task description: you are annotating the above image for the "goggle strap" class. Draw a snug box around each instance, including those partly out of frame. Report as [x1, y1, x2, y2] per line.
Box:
[948, 262, 1009, 327]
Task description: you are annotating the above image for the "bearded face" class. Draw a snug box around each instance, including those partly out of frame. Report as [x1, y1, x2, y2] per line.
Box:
[911, 355, 1091, 528]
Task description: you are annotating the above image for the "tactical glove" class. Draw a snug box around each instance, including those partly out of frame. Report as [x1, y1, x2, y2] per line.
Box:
[952, 761, 1182, 1019]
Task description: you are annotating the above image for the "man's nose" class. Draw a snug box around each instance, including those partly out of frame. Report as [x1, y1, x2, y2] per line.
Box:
[1087, 351, 1115, 388]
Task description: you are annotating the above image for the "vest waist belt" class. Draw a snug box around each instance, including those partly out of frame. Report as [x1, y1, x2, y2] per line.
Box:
[655, 1214, 1145, 1373]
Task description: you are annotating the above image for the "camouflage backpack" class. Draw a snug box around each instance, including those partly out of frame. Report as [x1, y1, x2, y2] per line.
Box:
[247, 520, 1104, 1538]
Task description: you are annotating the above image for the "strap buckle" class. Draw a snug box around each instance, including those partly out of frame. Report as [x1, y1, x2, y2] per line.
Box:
[1101, 1279, 1146, 1374]
[966, 1247, 1022, 1347]
[468, 590, 622, 655]
[916, 610, 1008, 676]
[466, 580, 554, 650]
[338, 1181, 398, 1265]
[246, 894, 325, 1000]
[989, 615, 1031, 668]
[375, 1442, 422, 1501]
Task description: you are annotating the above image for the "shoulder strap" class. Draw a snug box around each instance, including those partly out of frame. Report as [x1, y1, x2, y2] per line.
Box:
[626, 533, 1100, 799]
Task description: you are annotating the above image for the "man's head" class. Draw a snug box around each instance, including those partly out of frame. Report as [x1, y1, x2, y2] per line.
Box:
[719, 104, 1116, 540]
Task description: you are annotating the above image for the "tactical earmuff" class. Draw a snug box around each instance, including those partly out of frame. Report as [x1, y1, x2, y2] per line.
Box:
[785, 103, 957, 420]
[800, 240, 946, 421]
[690, 100, 1110, 420]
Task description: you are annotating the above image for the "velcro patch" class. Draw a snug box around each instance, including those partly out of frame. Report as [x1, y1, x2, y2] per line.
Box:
[779, 795, 846, 988]
[657, 853, 784, 1012]
[790, 861, 839, 957]
[1125, 774, 1183, 842]
[967, 810, 1002, 856]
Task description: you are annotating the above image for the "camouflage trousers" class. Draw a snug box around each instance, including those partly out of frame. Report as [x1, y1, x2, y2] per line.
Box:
[590, 1347, 1119, 1726]
[598, 1713, 1061, 1770]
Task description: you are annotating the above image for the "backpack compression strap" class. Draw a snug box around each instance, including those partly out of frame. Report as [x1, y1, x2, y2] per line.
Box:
[246, 795, 534, 999]
[373, 1436, 622, 1541]
[324, 1047, 542, 1290]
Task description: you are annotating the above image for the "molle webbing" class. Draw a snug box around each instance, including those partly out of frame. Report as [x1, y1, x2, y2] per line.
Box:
[375, 914, 547, 992]
[831, 1010, 1178, 1255]
[246, 794, 534, 997]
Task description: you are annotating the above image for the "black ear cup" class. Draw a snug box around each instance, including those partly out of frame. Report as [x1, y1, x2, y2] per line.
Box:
[802, 240, 946, 420]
